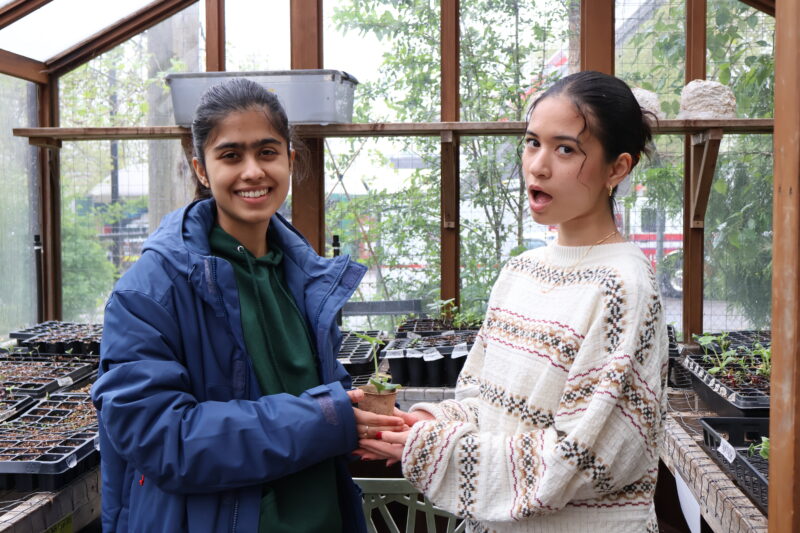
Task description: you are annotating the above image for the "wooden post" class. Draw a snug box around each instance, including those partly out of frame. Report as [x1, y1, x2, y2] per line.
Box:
[290, 0, 325, 255]
[769, 0, 800, 528]
[441, 0, 460, 308]
[580, 0, 614, 74]
[38, 77, 61, 320]
[205, 0, 225, 71]
[683, 0, 706, 342]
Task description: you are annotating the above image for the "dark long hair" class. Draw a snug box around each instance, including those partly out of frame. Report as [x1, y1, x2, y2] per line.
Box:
[526, 70, 656, 214]
[190, 78, 299, 200]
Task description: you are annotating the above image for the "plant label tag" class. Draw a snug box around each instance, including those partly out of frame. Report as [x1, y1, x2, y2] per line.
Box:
[422, 348, 443, 361]
[452, 343, 469, 359]
[385, 349, 405, 359]
[407, 332, 422, 340]
[57, 377, 73, 388]
[718, 438, 737, 464]
[405, 349, 424, 359]
[442, 330, 456, 336]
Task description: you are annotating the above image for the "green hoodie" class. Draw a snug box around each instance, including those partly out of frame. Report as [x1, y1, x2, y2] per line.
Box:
[209, 224, 342, 533]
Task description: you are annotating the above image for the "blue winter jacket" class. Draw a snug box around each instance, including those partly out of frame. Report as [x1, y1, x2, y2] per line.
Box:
[91, 199, 368, 532]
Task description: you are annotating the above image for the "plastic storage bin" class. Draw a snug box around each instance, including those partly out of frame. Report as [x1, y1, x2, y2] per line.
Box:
[166, 70, 358, 126]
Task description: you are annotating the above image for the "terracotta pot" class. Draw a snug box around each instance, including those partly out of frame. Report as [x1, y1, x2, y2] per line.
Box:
[358, 384, 397, 416]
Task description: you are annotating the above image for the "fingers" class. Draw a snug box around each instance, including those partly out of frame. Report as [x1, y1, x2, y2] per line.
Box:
[358, 439, 404, 461]
[374, 430, 409, 445]
[347, 389, 364, 403]
[355, 423, 405, 439]
[353, 407, 405, 428]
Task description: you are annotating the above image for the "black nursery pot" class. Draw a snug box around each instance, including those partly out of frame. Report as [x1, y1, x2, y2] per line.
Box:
[423, 356, 444, 387]
[406, 355, 425, 387]
[388, 356, 409, 387]
[445, 355, 466, 388]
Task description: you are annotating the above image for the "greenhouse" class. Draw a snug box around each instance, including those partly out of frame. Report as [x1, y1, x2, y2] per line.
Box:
[0, 0, 797, 531]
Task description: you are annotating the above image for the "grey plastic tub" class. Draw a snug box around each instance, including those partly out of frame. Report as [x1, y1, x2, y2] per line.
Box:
[165, 69, 358, 126]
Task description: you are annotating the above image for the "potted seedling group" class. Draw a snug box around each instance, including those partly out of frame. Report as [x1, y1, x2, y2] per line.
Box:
[353, 332, 400, 415]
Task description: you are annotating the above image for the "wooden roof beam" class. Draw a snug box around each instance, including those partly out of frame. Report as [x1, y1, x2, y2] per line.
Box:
[738, 0, 775, 17]
[0, 47, 46, 83]
[44, 0, 197, 77]
[0, 0, 53, 31]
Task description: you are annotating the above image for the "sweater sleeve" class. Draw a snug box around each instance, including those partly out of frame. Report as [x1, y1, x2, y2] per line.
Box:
[400, 281, 668, 522]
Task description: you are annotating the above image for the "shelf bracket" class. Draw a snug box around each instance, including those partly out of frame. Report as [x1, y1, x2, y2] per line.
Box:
[689, 128, 723, 229]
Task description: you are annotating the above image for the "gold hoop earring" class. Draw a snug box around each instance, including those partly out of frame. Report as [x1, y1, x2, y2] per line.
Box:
[608, 185, 613, 197]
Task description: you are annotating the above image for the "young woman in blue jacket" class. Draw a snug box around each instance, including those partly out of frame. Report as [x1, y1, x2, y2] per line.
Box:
[91, 78, 405, 532]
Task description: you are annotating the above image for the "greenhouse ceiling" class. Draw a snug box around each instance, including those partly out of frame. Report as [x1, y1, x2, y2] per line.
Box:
[0, 0, 777, 83]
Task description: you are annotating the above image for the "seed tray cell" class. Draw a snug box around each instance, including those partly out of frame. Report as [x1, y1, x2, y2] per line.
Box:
[699, 417, 769, 515]
[0, 393, 99, 491]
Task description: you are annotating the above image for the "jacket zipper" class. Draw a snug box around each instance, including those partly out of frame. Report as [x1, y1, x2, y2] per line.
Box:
[314, 258, 350, 379]
[230, 497, 239, 532]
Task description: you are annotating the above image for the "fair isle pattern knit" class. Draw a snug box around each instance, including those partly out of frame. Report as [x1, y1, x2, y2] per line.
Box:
[403, 242, 668, 532]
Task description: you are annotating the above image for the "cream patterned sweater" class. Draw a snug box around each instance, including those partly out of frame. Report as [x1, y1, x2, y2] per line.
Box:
[402, 242, 668, 532]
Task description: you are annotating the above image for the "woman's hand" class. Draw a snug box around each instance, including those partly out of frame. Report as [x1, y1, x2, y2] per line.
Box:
[347, 389, 405, 440]
[355, 429, 410, 466]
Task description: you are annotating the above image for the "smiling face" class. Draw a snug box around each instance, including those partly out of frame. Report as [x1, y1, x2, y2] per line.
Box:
[522, 95, 630, 244]
[193, 108, 293, 253]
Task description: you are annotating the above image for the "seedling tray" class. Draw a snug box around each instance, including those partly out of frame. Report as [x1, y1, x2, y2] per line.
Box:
[699, 417, 769, 515]
[338, 330, 384, 375]
[0, 357, 95, 397]
[667, 326, 692, 388]
[0, 393, 99, 491]
[9, 321, 77, 341]
[683, 355, 769, 417]
[395, 318, 455, 338]
[382, 331, 477, 356]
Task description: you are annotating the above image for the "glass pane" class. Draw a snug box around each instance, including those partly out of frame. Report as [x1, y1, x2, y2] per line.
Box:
[461, 0, 579, 121]
[60, 4, 202, 127]
[60, 139, 194, 322]
[225, 0, 290, 70]
[703, 134, 772, 333]
[707, 0, 774, 119]
[616, 0, 685, 119]
[325, 0, 440, 122]
[619, 134, 685, 336]
[325, 136, 441, 332]
[0, 75, 38, 340]
[0, 0, 155, 61]
[459, 134, 544, 318]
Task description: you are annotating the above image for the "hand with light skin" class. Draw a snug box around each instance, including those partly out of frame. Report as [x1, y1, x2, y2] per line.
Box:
[346, 389, 406, 442]
[352, 407, 435, 466]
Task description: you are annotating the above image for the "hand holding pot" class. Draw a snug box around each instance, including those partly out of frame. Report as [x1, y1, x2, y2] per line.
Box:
[347, 389, 405, 440]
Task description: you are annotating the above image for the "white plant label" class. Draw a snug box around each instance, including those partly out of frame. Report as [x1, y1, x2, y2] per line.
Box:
[422, 348, 444, 362]
[385, 349, 405, 359]
[718, 438, 737, 464]
[407, 332, 422, 340]
[452, 343, 469, 359]
[57, 377, 73, 388]
[405, 348, 424, 359]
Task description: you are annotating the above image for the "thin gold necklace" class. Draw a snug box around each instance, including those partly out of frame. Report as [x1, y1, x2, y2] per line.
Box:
[542, 229, 619, 293]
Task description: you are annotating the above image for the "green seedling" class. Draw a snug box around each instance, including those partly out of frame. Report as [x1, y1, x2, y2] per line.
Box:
[352, 332, 400, 393]
[694, 332, 740, 375]
[751, 342, 771, 379]
[748, 436, 770, 460]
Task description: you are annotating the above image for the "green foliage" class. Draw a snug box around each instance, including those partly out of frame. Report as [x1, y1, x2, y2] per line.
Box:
[61, 208, 118, 321]
[331, 0, 574, 313]
[748, 436, 770, 460]
[623, 1, 774, 327]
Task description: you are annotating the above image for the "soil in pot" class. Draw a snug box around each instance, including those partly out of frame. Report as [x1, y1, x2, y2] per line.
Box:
[358, 383, 397, 416]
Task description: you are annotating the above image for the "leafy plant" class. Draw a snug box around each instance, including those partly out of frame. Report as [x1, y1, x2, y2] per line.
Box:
[353, 332, 400, 393]
[748, 436, 770, 460]
[694, 332, 740, 375]
[751, 342, 772, 378]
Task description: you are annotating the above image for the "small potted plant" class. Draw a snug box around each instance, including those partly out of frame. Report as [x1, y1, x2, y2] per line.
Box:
[353, 332, 400, 415]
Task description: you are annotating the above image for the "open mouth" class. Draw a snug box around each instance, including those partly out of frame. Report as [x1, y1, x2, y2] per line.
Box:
[529, 187, 553, 212]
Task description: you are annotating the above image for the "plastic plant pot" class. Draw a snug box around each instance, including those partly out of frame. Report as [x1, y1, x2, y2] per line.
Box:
[422, 348, 444, 387]
[385, 350, 408, 386]
[405, 350, 425, 387]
